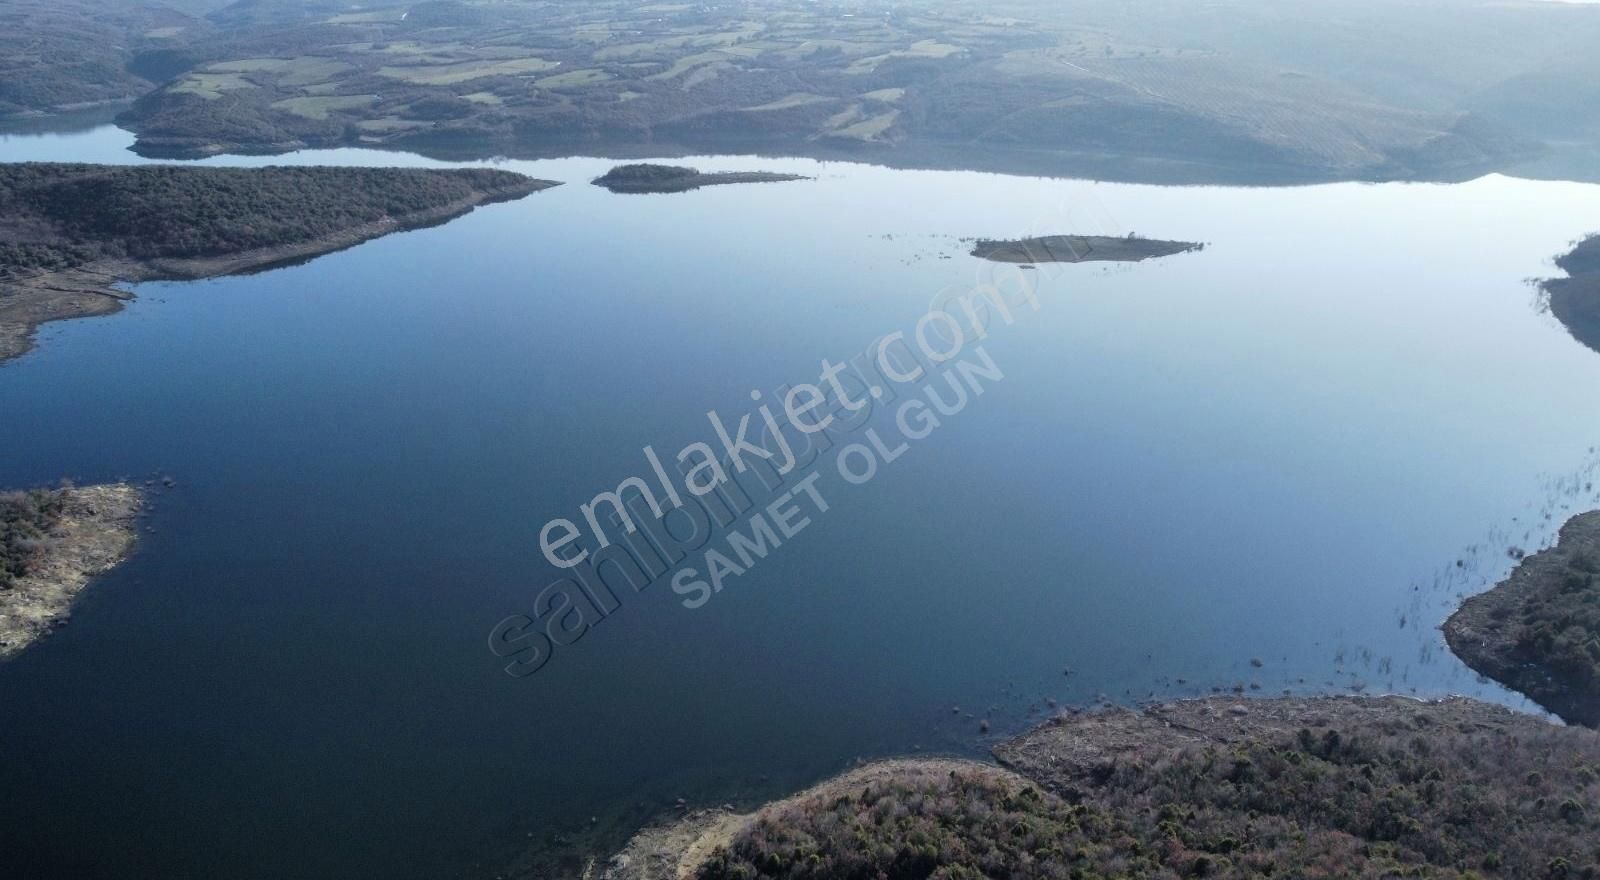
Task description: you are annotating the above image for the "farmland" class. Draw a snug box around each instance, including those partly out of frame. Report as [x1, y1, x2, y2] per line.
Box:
[29, 0, 1577, 182]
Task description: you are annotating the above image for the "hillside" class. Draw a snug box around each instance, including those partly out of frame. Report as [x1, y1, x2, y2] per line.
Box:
[1446, 511, 1600, 728]
[14, 0, 1586, 182]
[602, 697, 1600, 880]
[0, 162, 556, 362]
[0, 483, 142, 661]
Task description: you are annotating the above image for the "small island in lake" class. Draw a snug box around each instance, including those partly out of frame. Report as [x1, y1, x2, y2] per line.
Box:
[972, 234, 1201, 264]
[1445, 510, 1600, 728]
[604, 696, 1599, 880]
[1544, 233, 1600, 355]
[1, 483, 142, 660]
[0, 163, 558, 363]
[593, 164, 809, 194]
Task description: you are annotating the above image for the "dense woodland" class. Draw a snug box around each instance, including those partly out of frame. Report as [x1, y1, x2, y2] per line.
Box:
[1511, 544, 1600, 702]
[0, 163, 538, 277]
[0, 487, 68, 590]
[700, 701, 1600, 880]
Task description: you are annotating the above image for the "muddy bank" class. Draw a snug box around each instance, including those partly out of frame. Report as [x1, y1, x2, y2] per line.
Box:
[0, 483, 142, 660]
[600, 760, 1003, 880]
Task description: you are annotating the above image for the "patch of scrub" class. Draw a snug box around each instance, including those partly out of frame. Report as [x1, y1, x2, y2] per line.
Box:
[356, 116, 430, 133]
[744, 93, 832, 112]
[846, 39, 964, 74]
[170, 72, 257, 99]
[0, 484, 141, 662]
[860, 87, 905, 103]
[682, 62, 732, 89]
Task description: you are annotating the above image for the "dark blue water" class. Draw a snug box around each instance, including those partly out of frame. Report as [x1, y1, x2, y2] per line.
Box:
[3, 125, 1600, 878]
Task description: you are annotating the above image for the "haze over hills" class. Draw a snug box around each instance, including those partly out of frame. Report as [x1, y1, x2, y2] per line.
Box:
[6, 0, 1600, 182]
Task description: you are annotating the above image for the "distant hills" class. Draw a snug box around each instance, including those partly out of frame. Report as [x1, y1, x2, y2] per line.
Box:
[5, 0, 1600, 183]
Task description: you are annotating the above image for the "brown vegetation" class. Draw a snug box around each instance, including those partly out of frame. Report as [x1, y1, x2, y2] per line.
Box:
[0, 483, 141, 660]
[608, 697, 1600, 880]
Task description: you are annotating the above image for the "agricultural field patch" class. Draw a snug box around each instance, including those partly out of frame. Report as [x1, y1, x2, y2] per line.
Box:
[535, 69, 613, 89]
[377, 57, 559, 86]
[271, 95, 376, 119]
[170, 72, 257, 99]
[744, 93, 833, 112]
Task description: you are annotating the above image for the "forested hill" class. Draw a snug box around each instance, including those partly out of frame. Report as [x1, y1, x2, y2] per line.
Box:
[0, 163, 551, 277]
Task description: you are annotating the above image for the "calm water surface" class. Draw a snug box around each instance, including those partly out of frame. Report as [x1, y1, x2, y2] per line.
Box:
[3, 125, 1600, 878]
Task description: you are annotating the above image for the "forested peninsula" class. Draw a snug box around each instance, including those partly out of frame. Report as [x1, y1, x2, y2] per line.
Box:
[0, 162, 556, 362]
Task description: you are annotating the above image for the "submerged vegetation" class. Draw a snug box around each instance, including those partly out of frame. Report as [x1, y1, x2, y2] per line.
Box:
[672, 698, 1600, 880]
[0, 483, 142, 660]
[1446, 511, 1600, 727]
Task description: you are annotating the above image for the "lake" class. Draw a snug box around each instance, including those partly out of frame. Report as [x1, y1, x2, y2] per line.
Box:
[3, 123, 1600, 878]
